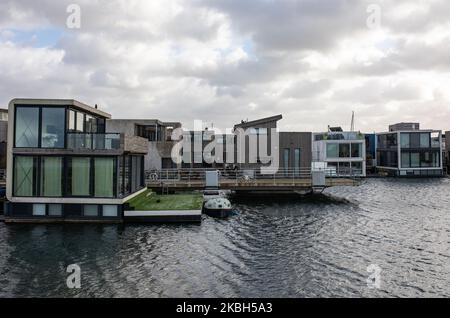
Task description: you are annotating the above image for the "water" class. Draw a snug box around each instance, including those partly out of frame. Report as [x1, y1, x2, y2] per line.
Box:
[1, 178, 450, 298]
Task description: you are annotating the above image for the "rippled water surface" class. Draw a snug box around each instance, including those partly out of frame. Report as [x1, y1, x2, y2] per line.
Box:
[1, 178, 450, 297]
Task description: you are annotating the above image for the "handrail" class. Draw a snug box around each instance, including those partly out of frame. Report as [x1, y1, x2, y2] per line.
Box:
[66, 132, 122, 150]
[145, 167, 363, 183]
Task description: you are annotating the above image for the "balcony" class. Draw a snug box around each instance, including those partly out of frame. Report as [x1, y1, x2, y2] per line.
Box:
[67, 133, 122, 151]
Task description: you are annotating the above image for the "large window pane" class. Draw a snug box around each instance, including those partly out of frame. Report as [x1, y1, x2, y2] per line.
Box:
[68, 109, 76, 131]
[41, 108, 65, 148]
[351, 143, 362, 158]
[411, 152, 420, 167]
[326, 143, 338, 158]
[294, 149, 301, 175]
[283, 149, 290, 174]
[339, 143, 350, 158]
[14, 156, 36, 196]
[420, 133, 430, 148]
[95, 157, 114, 197]
[410, 133, 420, 148]
[400, 133, 410, 148]
[70, 157, 91, 196]
[76, 112, 84, 132]
[401, 152, 410, 168]
[40, 157, 62, 196]
[432, 152, 440, 167]
[15, 107, 39, 147]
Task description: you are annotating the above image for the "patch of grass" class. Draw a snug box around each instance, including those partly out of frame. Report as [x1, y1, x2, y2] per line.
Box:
[126, 190, 203, 211]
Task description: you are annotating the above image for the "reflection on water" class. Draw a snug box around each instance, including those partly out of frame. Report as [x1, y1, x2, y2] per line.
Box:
[1, 178, 450, 297]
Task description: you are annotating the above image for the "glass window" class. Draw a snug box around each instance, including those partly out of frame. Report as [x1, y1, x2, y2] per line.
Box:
[33, 204, 46, 216]
[294, 149, 301, 175]
[339, 143, 350, 158]
[338, 162, 350, 174]
[432, 152, 440, 167]
[85, 115, 97, 133]
[352, 162, 362, 174]
[400, 133, 410, 148]
[41, 108, 65, 148]
[420, 133, 430, 148]
[15, 107, 39, 147]
[40, 157, 62, 197]
[351, 143, 362, 158]
[48, 204, 62, 216]
[68, 110, 76, 131]
[326, 143, 338, 158]
[95, 157, 114, 197]
[401, 152, 410, 168]
[14, 156, 36, 196]
[84, 205, 98, 217]
[386, 134, 397, 147]
[258, 128, 267, 135]
[283, 149, 290, 173]
[97, 118, 105, 133]
[124, 156, 131, 195]
[76, 112, 84, 132]
[70, 157, 91, 196]
[411, 152, 420, 167]
[103, 205, 118, 217]
[410, 133, 420, 148]
[420, 152, 431, 167]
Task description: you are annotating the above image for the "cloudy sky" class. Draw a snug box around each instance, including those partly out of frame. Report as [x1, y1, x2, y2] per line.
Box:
[1, 0, 450, 132]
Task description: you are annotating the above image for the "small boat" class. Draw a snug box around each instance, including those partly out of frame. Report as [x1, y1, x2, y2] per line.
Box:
[203, 197, 232, 218]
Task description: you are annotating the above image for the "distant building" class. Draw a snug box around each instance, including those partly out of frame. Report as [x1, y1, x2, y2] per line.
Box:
[106, 119, 181, 170]
[364, 133, 377, 173]
[389, 122, 420, 132]
[445, 131, 450, 174]
[312, 128, 366, 177]
[376, 124, 443, 177]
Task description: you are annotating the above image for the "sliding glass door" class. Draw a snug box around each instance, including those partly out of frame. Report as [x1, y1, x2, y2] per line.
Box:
[14, 156, 36, 196]
[70, 157, 91, 196]
[94, 158, 114, 198]
[40, 157, 62, 196]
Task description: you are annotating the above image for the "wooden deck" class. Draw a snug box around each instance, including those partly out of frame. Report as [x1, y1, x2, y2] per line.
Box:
[147, 177, 359, 192]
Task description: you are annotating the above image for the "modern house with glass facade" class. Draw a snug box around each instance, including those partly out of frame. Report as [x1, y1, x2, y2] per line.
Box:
[376, 125, 443, 177]
[106, 119, 181, 171]
[312, 129, 366, 177]
[5, 99, 147, 223]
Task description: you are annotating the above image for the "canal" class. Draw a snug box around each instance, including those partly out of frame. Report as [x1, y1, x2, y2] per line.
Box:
[1, 178, 450, 297]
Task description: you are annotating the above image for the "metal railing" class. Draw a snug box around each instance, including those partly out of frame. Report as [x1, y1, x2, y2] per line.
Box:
[67, 133, 122, 150]
[145, 167, 363, 184]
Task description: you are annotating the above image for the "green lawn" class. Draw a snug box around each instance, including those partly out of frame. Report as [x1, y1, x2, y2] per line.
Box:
[126, 190, 203, 211]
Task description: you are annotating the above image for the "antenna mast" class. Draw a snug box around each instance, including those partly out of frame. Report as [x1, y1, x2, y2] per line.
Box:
[350, 111, 355, 132]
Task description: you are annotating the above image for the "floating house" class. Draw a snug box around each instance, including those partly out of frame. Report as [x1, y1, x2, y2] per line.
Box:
[312, 127, 366, 177]
[4, 99, 147, 223]
[376, 123, 443, 177]
[106, 119, 182, 171]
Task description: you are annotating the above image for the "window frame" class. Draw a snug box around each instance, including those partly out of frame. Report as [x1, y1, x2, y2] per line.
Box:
[14, 105, 67, 149]
[13, 154, 119, 199]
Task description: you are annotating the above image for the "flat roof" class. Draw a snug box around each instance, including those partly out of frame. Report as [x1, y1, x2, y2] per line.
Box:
[107, 119, 181, 126]
[377, 129, 441, 135]
[8, 98, 111, 119]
